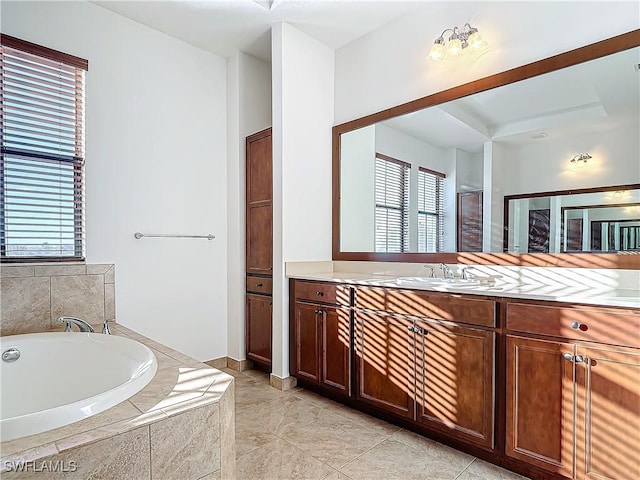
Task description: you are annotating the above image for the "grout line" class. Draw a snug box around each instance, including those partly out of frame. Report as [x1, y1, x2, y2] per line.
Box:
[147, 425, 152, 480]
[454, 457, 478, 479]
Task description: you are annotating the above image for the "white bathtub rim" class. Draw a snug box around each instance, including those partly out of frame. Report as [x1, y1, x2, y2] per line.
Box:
[1, 332, 158, 443]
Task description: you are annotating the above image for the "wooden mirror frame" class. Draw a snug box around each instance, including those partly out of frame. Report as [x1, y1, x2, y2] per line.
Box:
[332, 29, 640, 269]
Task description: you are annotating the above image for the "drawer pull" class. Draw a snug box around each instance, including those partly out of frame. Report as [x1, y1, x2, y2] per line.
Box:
[256, 283, 263, 287]
[316, 291, 324, 297]
[571, 321, 588, 331]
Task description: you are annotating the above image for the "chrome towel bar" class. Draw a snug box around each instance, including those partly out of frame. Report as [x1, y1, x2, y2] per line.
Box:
[134, 232, 215, 240]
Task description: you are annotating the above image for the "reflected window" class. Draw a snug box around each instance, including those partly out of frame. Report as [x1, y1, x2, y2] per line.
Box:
[375, 154, 409, 252]
[418, 167, 445, 252]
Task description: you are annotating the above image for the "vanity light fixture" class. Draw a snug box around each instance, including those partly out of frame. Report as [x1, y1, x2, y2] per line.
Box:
[427, 23, 487, 61]
[570, 153, 592, 168]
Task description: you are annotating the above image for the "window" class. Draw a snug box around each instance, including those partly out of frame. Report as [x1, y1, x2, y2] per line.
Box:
[375, 153, 409, 252]
[1, 36, 88, 261]
[417, 166, 445, 252]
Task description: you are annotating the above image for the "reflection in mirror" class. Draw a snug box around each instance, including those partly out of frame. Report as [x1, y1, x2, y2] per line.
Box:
[338, 43, 640, 256]
[505, 186, 640, 253]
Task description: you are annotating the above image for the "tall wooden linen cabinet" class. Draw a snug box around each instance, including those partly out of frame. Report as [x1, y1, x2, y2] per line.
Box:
[245, 128, 273, 370]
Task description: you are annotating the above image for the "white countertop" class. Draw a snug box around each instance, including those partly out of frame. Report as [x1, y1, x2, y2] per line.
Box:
[288, 271, 640, 309]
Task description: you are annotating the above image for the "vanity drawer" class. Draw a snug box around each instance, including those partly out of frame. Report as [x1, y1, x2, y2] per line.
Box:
[506, 302, 640, 348]
[355, 287, 496, 328]
[246, 276, 272, 295]
[295, 281, 350, 306]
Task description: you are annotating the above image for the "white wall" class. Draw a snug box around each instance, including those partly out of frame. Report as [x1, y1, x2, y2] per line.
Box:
[226, 52, 271, 362]
[272, 22, 334, 378]
[2, 1, 228, 361]
[335, 1, 640, 124]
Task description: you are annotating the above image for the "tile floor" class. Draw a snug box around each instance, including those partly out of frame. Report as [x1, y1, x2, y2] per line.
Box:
[221, 368, 530, 480]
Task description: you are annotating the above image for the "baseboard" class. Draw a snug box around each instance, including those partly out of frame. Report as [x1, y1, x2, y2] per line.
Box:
[269, 373, 297, 391]
[203, 357, 228, 369]
[226, 357, 254, 372]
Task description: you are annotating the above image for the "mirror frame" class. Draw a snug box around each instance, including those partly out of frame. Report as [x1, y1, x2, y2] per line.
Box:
[332, 29, 640, 269]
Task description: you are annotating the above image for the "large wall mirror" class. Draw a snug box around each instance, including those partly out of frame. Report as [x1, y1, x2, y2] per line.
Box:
[333, 30, 640, 268]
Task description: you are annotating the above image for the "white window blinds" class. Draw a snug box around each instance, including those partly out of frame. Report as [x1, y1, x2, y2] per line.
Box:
[375, 154, 410, 253]
[418, 166, 445, 252]
[1, 36, 87, 260]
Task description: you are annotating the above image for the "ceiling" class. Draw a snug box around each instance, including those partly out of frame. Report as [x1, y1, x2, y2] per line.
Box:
[381, 46, 640, 153]
[92, 0, 425, 61]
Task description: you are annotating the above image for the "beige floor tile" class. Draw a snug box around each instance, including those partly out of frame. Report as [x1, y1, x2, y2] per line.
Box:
[278, 411, 394, 469]
[324, 470, 354, 479]
[456, 459, 530, 480]
[340, 437, 473, 480]
[235, 381, 288, 413]
[330, 404, 401, 437]
[235, 412, 280, 458]
[391, 429, 475, 466]
[236, 438, 335, 480]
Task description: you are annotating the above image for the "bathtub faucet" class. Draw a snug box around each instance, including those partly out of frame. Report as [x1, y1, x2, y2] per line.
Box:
[57, 316, 95, 333]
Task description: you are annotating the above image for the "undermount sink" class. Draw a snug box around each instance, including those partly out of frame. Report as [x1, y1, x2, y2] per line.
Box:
[396, 277, 482, 287]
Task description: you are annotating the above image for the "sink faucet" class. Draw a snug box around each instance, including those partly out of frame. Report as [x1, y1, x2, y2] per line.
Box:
[57, 316, 95, 333]
[439, 263, 454, 279]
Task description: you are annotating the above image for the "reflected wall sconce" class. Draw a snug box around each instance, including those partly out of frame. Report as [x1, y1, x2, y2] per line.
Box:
[569, 153, 592, 168]
[427, 23, 487, 61]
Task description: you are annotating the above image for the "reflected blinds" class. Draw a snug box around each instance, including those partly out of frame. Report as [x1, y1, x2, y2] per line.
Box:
[375, 154, 409, 252]
[418, 167, 445, 252]
[1, 37, 87, 260]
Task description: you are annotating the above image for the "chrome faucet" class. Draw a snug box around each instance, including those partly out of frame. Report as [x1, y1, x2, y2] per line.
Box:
[57, 316, 95, 333]
[439, 263, 454, 279]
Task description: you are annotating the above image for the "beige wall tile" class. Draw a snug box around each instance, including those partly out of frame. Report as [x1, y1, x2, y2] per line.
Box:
[34, 265, 86, 277]
[105, 283, 115, 321]
[218, 382, 236, 480]
[1, 276, 51, 335]
[104, 265, 115, 284]
[150, 403, 221, 480]
[51, 275, 105, 325]
[227, 358, 253, 372]
[86, 264, 112, 275]
[0, 265, 35, 278]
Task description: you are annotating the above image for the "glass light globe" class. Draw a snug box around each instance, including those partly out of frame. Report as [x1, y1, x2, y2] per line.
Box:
[467, 32, 488, 54]
[446, 38, 463, 58]
[427, 41, 445, 61]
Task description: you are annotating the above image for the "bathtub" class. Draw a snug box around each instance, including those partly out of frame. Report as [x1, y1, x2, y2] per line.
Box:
[0, 331, 157, 442]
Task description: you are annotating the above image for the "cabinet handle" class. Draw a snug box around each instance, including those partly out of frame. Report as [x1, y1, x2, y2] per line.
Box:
[563, 353, 585, 363]
[316, 291, 324, 297]
[269, 301, 272, 306]
[256, 283, 263, 287]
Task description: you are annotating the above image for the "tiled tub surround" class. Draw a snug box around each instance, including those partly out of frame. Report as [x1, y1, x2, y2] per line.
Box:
[0, 263, 116, 335]
[286, 261, 640, 308]
[0, 324, 236, 480]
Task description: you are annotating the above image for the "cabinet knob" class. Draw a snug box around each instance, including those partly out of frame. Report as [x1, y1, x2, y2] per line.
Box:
[570, 321, 588, 331]
[316, 291, 324, 297]
[563, 353, 574, 361]
[563, 352, 585, 363]
[256, 283, 263, 287]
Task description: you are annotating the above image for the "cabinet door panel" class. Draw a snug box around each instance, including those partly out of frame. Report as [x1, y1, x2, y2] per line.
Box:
[355, 311, 415, 419]
[294, 302, 320, 383]
[576, 344, 640, 480]
[246, 129, 272, 204]
[246, 294, 272, 367]
[247, 204, 273, 274]
[321, 307, 351, 395]
[506, 335, 574, 478]
[417, 322, 494, 448]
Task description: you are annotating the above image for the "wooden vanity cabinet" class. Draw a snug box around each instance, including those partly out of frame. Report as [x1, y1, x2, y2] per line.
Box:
[505, 301, 640, 480]
[354, 287, 496, 449]
[290, 281, 351, 397]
